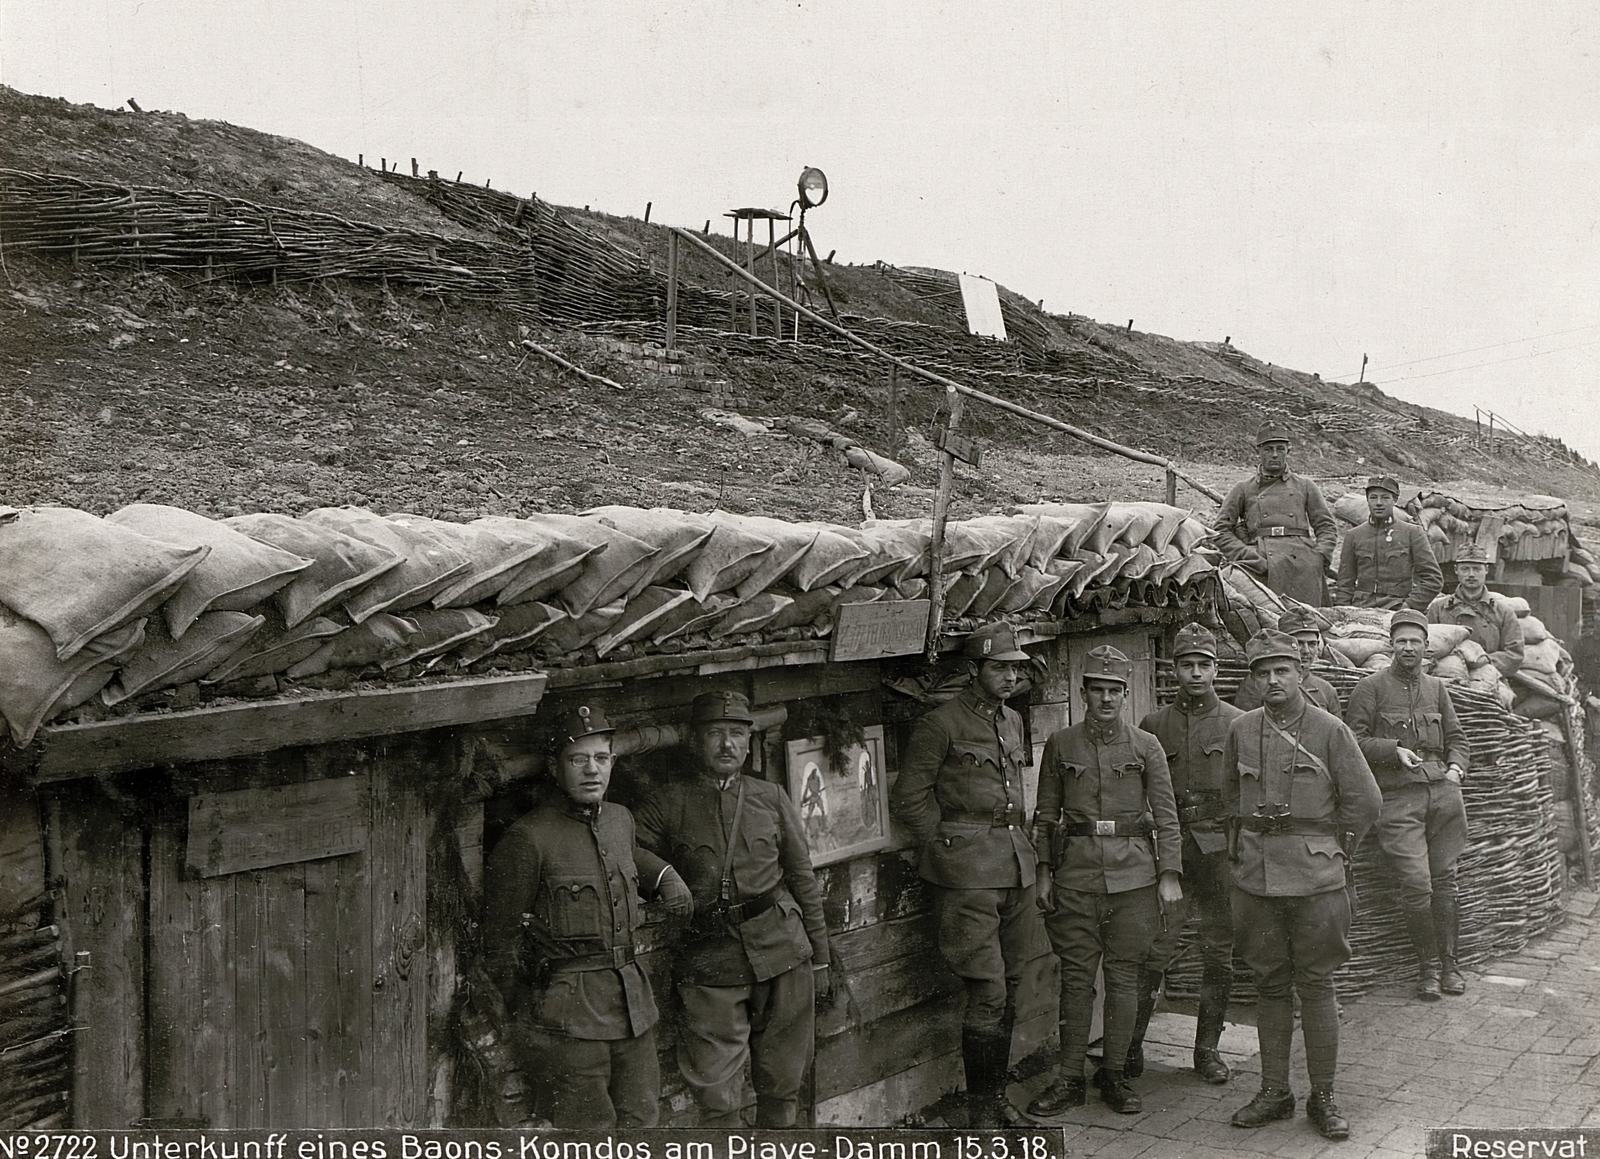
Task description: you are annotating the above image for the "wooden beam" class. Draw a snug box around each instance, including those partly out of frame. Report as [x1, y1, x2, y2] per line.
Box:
[926, 385, 964, 659]
[25, 673, 549, 782]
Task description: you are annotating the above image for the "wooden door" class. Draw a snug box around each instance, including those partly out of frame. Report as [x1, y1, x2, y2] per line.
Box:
[143, 765, 427, 1127]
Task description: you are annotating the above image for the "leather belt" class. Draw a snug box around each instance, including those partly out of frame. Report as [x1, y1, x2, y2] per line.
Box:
[1237, 815, 1337, 835]
[548, 945, 637, 973]
[1250, 526, 1312, 541]
[691, 886, 780, 932]
[1058, 817, 1151, 837]
[1179, 799, 1228, 824]
[948, 804, 1025, 827]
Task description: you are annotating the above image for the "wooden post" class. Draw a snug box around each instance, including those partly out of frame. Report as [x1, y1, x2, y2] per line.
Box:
[1563, 711, 1595, 889]
[925, 385, 964, 660]
[1164, 466, 1177, 507]
[769, 218, 782, 339]
[644, 201, 652, 224]
[886, 364, 899, 461]
[747, 220, 759, 336]
[665, 233, 679, 353]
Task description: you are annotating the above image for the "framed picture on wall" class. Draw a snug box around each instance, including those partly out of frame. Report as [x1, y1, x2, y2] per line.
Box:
[784, 726, 890, 866]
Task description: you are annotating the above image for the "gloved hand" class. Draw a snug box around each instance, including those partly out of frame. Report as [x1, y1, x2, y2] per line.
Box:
[1036, 866, 1057, 914]
[656, 866, 694, 919]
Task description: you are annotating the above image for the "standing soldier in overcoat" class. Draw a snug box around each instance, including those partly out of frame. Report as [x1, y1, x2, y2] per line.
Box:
[484, 703, 695, 1127]
[1128, 624, 1242, 1085]
[1344, 609, 1471, 999]
[634, 691, 830, 1128]
[1214, 422, 1339, 606]
[1428, 543, 1524, 677]
[889, 623, 1036, 1128]
[1333, 475, 1444, 610]
[1027, 645, 1183, 1118]
[1224, 631, 1381, 1141]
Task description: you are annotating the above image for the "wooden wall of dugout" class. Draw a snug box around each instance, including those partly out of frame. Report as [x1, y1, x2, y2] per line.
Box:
[15, 618, 1170, 1129]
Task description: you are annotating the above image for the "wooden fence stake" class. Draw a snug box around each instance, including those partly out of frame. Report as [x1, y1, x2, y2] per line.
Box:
[1165, 467, 1177, 506]
[925, 384, 964, 660]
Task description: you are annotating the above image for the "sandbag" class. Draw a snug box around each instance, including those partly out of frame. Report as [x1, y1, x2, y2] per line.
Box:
[1431, 653, 1470, 683]
[997, 566, 1068, 614]
[1332, 493, 1369, 525]
[960, 516, 1037, 579]
[1514, 667, 1570, 703]
[592, 587, 698, 658]
[107, 504, 313, 639]
[1514, 691, 1567, 720]
[788, 525, 872, 591]
[0, 506, 209, 660]
[655, 594, 742, 642]
[1522, 638, 1564, 676]
[966, 566, 1022, 618]
[1455, 639, 1489, 668]
[285, 613, 419, 678]
[515, 514, 659, 617]
[1104, 503, 1163, 550]
[381, 608, 497, 670]
[1504, 595, 1532, 617]
[470, 517, 603, 606]
[202, 615, 345, 684]
[540, 601, 628, 654]
[303, 508, 472, 621]
[844, 523, 930, 586]
[681, 522, 776, 601]
[1328, 637, 1391, 665]
[1425, 623, 1470, 656]
[1171, 517, 1211, 554]
[941, 569, 988, 618]
[1520, 615, 1549, 645]
[1116, 543, 1160, 581]
[1011, 502, 1112, 558]
[226, 512, 403, 628]
[104, 611, 265, 705]
[0, 607, 145, 746]
[581, 507, 716, 593]
[705, 591, 794, 640]
[1362, 652, 1393, 671]
[384, 515, 553, 608]
[454, 602, 568, 666]
[706, 513, 818, 601]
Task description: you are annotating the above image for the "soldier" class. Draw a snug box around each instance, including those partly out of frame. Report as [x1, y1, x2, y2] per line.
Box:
[1428, 543, 1524, 678]
[1344, 609, 1471, 1000]
[634, 690, 829, 1128]
[1027, 645, 1183, 1118]
[1234, 608, 1342, 717]
[1214, 422, 1339, 606]
[1128, 624, 1242, 1085]
[484, 703, 695, 1127]
[889, 623, 1036, 1128]
[1333, 475, 1443, 610]
[1225, 631, 1381, 1141]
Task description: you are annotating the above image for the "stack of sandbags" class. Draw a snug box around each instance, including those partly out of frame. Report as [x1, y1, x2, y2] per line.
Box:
[1216, 563, 1286, 639]
[1407, 491, 1572, 563]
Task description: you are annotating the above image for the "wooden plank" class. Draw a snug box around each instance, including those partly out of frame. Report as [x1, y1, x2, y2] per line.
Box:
[30, 673, 549, 782]
[234, 871, 268, 1128]
[145, 819, 204, 1125]
[814, 992, 963, 1101]
[1065, 628, 1157, 727]
[52, 789, 144, 1127]
[337, 842, 372, 1126]
[830, 600, 931, 662]
[931, 426, 983, 467]
[187, 778, 368, 877]
[0, 780, 44, 917]
[815, 1049, 961, 1128]
[369, 763, 427, 1126]
[751, 662, 879, 705]
[262, 861, 309, 1126]
[544, 642, 828, 689]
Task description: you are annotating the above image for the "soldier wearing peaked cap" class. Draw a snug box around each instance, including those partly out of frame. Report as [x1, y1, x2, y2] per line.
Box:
[1428, 543, 1524, 678]
[484, 703, 695, 1127]
[634, 690, 828, 1128]
[1234, 608, 1342, 718]
[1214, 423, 1339, 606]
[890, 622, 1038, 1128]
[1125, 624, 1243, 1085]
[1333, 475, 1443, 610]
[1344, 609, 1471, 1001]
[1027, 644, 1183, 1119]
[1224, 630, 1381, 1140]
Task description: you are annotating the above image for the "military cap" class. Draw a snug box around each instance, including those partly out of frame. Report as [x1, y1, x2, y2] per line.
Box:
[1389, 609, 1430, 638]
[1172, 623, 1218, 659]
[556, 702, 615, 746]
[1365, 474, 1401, 497]
[1083, 644, 1133, 686]
[1256, 422, 1292, 446]
[1277, 608, 1323, 637]
[1245, 629, 1300, 669]
[962, 622, 1029, 662]
[691, 689, 757, 725]
[1457, 543, 1492, 565]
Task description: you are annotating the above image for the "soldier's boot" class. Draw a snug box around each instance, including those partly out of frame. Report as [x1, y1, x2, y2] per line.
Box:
[1404, 907, 1441, 1001]
[1434, 893, 1466, 995]
[1026, 1075, 1085, 1119]
[1193, 967, 1232, 1085]
[1306, 1087, 1351, 1140]
[964, 1025, 1023, 1129]
[1124, 967, 1163, 1080]
[1093, 1067, 1142, 1114]
[1230, 1085, 1296, 1128]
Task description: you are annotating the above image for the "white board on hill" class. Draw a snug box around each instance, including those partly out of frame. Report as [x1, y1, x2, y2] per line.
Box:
[957, 272, 1007, 340]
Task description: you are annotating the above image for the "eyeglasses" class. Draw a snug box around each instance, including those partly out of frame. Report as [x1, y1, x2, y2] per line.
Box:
[563, 752, 616, 770]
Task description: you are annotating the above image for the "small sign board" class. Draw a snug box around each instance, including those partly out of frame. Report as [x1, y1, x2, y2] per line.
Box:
[933, 427, 984, 467]
[830, 599, 931, 662]
[187, 777, 369, 878]
[958, 272, 1008, 340]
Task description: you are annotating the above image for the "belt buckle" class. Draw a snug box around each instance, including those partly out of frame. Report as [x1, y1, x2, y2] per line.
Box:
[612, 946, 629, 968]
[1095, 820, 1117, 836]
[1268, 526, 1287, 537]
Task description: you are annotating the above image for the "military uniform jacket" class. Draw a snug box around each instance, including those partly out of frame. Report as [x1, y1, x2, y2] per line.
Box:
[1333, 518, 1443, 610]
[1234, 669, 1342, 718]
[635, 771, 827, 985]
[890, 687, 1036, 890]
[1140, 693, 1244, 855]
[1428, 588, 1525, 677]
[483, 797, 667, 1040]
[1344, 666, 1470, 791]
[1034, 719, 1183, 893]
[1223, 701, 1382, 897]
[1214, 471, 1339, 563]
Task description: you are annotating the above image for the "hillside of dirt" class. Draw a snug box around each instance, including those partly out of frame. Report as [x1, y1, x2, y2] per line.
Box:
[5, 84, 1599, 528]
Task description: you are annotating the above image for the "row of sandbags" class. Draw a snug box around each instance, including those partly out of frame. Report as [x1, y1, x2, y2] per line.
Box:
[0, 500, 1217, 746]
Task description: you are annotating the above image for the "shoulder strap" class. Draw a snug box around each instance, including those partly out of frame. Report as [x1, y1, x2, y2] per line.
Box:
[719, 778, 747, 903]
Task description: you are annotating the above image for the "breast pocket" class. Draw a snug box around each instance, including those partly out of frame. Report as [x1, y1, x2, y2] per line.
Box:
[742, 807, 783, 864]
[1200, 740, 1227, 793]
[1237, 758, 1262, 813]
[544, 875, 605, 939]
[1380, 711, 1414, 746]
[1288, 763, 1334, 819]
[1416, 711, 1444, 752]
[951, 740, 1001, 772]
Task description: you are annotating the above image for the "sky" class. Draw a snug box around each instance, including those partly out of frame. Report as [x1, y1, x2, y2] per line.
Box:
[4, 2, 1598, 458]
